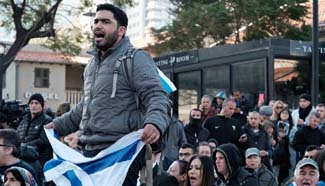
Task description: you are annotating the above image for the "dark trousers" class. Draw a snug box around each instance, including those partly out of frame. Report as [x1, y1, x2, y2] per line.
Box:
[84, 147, 146, 186]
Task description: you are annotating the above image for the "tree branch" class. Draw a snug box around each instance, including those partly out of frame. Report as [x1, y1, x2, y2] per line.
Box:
[10, 0, 24, 32]
[30, 29, 56, 39]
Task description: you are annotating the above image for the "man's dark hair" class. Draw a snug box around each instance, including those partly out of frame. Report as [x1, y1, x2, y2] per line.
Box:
[180, 143, 195, 153]
[0, 129, 21, 157]
[207, 138, 219, 147]
[306, 145, 321, 152]
[316, 103, 325, 108]
[96, 3, 128, 28]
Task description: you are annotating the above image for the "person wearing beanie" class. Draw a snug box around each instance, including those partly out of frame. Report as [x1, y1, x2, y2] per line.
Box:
[213, 143, 259, 186]
[16, 93, 53, 167]
[259, 105, 273, 124]
[292, 93, 315, 128]
[212, 91, 227, 113]
[44, 3, 170, 185]
[28, 93, 44, 108]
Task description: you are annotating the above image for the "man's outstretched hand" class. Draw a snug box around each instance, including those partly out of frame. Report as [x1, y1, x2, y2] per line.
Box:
[44, 122, 56, 129]
[141, 124, 160, 144]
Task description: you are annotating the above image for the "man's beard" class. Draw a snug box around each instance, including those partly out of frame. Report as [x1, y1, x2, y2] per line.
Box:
[95, 29, 119, 52]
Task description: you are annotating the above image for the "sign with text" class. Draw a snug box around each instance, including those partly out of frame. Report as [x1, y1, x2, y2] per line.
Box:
[24, 92, 60, 100]
[290, 40, 325, 57]
[154, 50, 198, 69]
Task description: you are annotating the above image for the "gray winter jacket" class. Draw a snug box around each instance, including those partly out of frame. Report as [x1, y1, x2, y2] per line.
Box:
[53, 37, 170, 150]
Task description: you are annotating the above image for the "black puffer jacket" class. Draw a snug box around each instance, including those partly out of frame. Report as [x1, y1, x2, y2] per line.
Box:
[213, 143, 260, 186]
[17, 112, 53, 166]
[293, 125, 325, 156]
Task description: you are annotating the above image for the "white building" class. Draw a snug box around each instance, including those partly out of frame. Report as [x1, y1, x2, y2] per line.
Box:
[2, 43, 89, 109]
[124, 0, 174, 48]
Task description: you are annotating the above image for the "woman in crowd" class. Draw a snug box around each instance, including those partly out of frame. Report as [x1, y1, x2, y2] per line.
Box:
[3, 166, 37, 186]
[270, 100, 285, 122]
[168, 160, 188, 186]
[313, 149, 325, 182]
[186, 155, 214, 186]
[273, 108, 297, 183]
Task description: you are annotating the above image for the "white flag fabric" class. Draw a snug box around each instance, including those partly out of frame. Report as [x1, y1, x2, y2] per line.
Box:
[44, 129, 145, 186]
[158, 68, 177, 94]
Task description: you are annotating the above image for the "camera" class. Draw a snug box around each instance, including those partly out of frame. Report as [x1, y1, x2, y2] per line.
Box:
[0, 100, 29, 129]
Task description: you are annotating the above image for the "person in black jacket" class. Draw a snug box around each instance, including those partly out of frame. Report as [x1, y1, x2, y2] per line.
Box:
[17, 93, 53, 167]
[204, 99, 241, 146]
[184, 109, 209, 147]
[293, 112, 325, 158]
[213, 143, 259, 186]
[238, 111, 273, 171]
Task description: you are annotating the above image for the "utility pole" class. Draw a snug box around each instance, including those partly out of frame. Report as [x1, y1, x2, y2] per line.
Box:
[312, 0, 319, 106]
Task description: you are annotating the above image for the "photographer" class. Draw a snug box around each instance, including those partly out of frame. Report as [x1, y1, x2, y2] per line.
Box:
[0, 100, 28, 129]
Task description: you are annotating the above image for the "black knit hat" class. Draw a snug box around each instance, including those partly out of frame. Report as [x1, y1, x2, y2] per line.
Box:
[299, 93, 312, 102]
[28, 93, 44, 108]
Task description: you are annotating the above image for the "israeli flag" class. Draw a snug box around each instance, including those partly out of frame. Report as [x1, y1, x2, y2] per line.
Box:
[44, 129, 145, 186]
[157, 68, 177, 94]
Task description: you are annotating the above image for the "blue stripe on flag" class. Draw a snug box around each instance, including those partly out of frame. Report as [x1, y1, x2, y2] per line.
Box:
[64, 170, 82, 186]
[44, 140, 138, 174]
[160, 76, 173, 94]
[53, 130, 60, 140]
[80, 140, 138, 174]
[44, 159, 64, 171]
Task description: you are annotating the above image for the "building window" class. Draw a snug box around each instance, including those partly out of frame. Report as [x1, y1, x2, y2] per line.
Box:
[176, 70, 201, 123]
[274, 58, 310, 109]
[34, 68, 49, 88]
[232, 59, 266, 106]
[203, 65, 230, 97]
[2, 71, 5, 89]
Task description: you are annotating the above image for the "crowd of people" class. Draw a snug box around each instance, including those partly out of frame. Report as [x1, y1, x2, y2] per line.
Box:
[0, 2, 325, 186]
[0, 93, 71, 185]
[157, 91, 325, 186]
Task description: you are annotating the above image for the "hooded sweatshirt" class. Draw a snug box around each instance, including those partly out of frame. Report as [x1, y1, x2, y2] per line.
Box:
[184, 117, 209, 147]
[213, 143, 259, 186]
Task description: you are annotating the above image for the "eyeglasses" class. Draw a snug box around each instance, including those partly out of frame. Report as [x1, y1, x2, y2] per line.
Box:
[179, 153, 191, 157]
[0, 144, 10, 147]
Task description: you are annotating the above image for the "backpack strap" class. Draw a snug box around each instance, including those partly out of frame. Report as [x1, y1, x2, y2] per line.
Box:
[110, 48, 141, 109]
